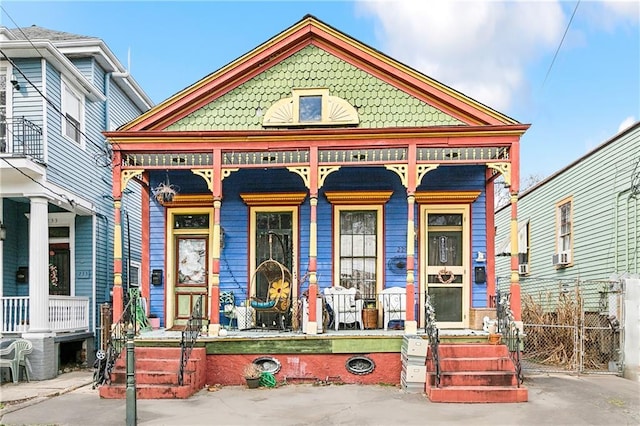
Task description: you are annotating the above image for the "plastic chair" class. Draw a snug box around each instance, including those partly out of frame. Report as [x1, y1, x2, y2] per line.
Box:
[0, 339, 33, 383]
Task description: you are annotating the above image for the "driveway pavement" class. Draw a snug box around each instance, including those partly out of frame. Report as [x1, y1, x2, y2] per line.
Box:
[1, 370, 639, 425]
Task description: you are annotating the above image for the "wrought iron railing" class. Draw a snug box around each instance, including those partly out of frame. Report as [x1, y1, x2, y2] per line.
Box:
[92, 297, 134, 389]
[178, 295, 203, 386]
[497, 291, 524, 386]
[424, 295, 440, 388]
[0, 116, 44, 162]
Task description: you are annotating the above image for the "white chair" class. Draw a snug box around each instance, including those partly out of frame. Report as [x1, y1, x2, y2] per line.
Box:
[379, 287, 406, 330]
[324, 286, 363, 331]
[0, 339, 33, 383]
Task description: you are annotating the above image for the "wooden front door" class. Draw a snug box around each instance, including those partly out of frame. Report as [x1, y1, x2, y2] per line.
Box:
[420, 205, 470, 328]
[174, 236, 208, 324]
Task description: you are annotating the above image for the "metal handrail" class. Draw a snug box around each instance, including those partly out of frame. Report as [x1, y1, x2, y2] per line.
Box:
[424, 295, 440, 388]
[178, 295, 203, 386]
[497, 291, 524, 386]
[93, 296, 135, 388]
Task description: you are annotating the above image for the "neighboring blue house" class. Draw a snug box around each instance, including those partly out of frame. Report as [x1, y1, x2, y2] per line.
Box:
[0, 26, 153, 380]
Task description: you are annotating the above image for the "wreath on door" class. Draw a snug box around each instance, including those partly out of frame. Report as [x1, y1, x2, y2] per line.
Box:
[437, 268, 455, 284]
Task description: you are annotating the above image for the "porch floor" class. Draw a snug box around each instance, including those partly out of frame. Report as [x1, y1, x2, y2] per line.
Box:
[135, 327, 490, 341]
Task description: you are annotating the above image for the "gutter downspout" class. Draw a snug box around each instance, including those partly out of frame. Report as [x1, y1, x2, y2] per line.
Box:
[614, 188, 633, 273]
[92, 214, 97, 334]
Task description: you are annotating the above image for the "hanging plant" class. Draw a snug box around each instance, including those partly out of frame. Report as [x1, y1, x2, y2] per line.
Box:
[152, 182, 179, 203]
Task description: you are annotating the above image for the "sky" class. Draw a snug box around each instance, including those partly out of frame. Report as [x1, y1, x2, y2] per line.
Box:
[1, 0, 639, 181]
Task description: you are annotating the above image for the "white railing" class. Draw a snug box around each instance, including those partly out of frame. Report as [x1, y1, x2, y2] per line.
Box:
[1, 296, 30, 333]
[1, 296, 90, 333]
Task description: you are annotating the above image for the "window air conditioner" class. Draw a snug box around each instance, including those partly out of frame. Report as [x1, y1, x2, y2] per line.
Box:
[518, 264, 529, 274]
[552, 251, 571, 266]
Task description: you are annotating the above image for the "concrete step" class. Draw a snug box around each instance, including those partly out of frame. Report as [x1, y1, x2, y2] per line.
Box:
[438, 371, 518, 387]
[434, 344, 509, 358]
[438, 356, 514, 371]
[99, 382, 199, 399]
[425, 384, 529, 403]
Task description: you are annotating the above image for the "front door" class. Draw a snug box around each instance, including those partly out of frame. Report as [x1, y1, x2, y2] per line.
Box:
[420, 205, 470, 328]
[167, 210, 212, 328]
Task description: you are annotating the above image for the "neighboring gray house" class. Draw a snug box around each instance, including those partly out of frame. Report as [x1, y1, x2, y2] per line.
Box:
[0, 26, 153, 380]
[495, 121, 640, 381]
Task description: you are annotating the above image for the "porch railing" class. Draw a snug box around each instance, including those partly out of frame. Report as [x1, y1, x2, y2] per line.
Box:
[497, 291, 524, 386]
[0, 116, 44, 162]
[424, 295, 441, 387]
[178, 294, 203, 386]
[1, 296, 90, 334]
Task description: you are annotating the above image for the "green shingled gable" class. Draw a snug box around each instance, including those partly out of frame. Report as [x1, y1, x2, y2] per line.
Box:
[168, 45, 464, 131]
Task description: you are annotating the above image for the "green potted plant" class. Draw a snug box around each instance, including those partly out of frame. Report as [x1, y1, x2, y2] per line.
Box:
[243, 363, 262, 388]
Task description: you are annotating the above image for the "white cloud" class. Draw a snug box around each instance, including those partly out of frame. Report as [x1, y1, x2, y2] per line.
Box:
[618, 116, 636, 133]
[356, 0, 566, 111]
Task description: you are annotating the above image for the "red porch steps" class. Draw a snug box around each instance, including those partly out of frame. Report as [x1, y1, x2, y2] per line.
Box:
[98, 347, 207, 399]
[425, 343, 528, 403]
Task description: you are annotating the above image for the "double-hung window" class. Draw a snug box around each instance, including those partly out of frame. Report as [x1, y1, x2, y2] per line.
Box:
[555, 198, 573, 265]
[62, 81, 83, 146]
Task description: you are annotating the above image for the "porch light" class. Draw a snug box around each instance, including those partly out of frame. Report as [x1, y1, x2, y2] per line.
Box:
[0, 221, 6, 241]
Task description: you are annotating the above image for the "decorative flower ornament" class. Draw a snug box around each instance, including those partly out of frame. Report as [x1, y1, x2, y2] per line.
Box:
[268, 279, 290, 300]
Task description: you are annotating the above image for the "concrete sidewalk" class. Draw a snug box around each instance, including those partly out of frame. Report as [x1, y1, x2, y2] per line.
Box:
[1, 370, 639, 425]
[0, 369, 94, 415]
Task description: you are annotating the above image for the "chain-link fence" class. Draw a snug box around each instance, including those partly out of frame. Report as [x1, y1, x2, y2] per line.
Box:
[497, 277, 624, 375]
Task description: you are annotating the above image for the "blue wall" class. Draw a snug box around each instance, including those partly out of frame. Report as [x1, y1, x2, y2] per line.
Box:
[147, 164, 490, 324]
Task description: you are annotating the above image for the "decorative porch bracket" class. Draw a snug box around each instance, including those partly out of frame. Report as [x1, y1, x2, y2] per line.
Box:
[192, 169, 214, 192]
[487, 162, 511, 187]
[121, 169, 144, 192]
[287, 167, 310, 189]
[318, 166, 340, 188]
[221, 168, 239, 180]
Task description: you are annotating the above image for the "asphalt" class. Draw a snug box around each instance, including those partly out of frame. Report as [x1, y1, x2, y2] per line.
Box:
[1, 370, 639, 426]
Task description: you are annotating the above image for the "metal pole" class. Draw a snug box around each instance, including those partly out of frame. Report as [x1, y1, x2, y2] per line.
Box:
[125, 322, 137, 425]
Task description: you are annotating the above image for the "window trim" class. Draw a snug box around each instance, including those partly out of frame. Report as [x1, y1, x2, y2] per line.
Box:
[331, 204, 384, 298]
[555, 196, 573, 266]
[61, 78, 84, 148]
[248, 206, 299, 299]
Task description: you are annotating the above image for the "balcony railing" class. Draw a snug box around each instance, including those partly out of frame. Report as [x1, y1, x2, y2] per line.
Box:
[0, 116, 44, 162]
[1, 296, 90, 334]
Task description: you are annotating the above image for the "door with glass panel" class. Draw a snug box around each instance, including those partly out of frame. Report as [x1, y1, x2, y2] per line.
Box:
[169, 211, 211, 328]
[421, 206, 469, 328]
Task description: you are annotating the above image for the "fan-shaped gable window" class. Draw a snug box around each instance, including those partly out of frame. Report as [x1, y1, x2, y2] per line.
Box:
[263, 88, 359, 127]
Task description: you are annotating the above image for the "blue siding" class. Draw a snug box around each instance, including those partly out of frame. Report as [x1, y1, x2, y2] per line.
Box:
[11, 59, 44, 128]
[149, 200, 166, 322]
[147, 164, 492, 321]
